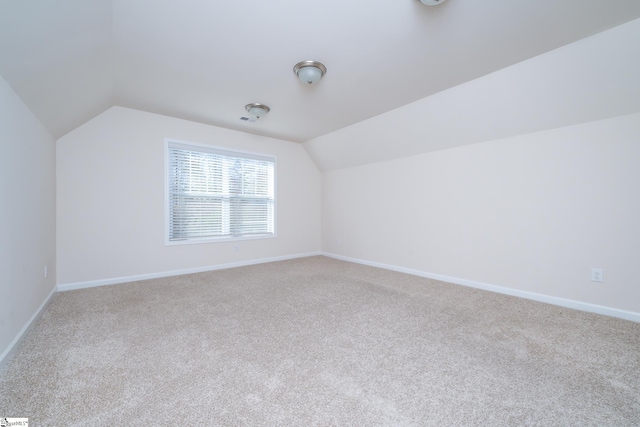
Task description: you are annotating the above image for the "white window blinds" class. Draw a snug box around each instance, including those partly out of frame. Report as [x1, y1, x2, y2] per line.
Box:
[167, 141, 275, 241]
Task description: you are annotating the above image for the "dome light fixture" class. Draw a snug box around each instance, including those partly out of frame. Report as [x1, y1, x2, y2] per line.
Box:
[293, 60, 327, 85]
[419, 0, 448, 5]
[245, 103, 270, 119]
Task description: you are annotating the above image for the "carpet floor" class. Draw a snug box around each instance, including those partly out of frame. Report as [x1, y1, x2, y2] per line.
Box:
[1, 256, 639, 426]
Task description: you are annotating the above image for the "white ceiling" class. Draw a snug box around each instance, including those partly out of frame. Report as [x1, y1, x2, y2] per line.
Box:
[2, 0, 640, 142]
[305, 18, 640, 170]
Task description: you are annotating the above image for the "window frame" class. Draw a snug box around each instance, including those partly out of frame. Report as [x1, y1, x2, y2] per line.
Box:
[164, 138, 277, 246]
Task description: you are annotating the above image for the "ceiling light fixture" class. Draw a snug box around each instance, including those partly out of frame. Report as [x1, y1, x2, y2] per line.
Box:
[293, 60, 327, 85]
[245, 103, 270, 119]
[419, 0, 448, 5]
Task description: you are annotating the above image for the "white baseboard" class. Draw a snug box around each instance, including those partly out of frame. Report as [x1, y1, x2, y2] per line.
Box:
[0, 285, 57, 370]
[322, 252, 640, 323]
[57, 252, 323, 292]
[47, 249, 640, 331]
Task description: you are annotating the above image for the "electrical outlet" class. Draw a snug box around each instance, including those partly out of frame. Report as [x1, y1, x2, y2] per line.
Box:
[336, 238, 342, 245]
[234, 244, 240, 253]
[44, 265, 48, 278]
[591, 268, 603, 283]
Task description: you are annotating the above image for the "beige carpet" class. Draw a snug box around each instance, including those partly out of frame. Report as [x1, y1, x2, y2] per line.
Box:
[1, 256, 639, 426]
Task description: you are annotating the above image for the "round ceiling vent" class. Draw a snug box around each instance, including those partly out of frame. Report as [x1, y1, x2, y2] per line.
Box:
[419, 0, 448, 5]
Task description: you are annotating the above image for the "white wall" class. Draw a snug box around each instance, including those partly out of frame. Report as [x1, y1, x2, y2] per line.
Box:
[322, 113, 640, 315]
[0, 76, 56, 360]
[57, 106, 321, 286]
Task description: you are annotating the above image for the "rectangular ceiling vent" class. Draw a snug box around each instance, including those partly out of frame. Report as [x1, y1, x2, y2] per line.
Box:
[240, 116, 257, 123]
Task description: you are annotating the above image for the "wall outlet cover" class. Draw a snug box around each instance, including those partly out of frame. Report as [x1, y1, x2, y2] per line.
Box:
[591, 268, 603, 282]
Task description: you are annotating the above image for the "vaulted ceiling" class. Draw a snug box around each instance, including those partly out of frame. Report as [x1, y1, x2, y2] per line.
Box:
[2, 0, 640, 142]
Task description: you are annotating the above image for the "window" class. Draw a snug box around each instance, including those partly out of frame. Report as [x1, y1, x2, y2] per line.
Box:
[166, 140, 275, 243]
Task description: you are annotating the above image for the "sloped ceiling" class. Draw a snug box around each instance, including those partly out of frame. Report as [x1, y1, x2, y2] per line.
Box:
[1, 0, 640, 143]
[304, 18, 640, 170]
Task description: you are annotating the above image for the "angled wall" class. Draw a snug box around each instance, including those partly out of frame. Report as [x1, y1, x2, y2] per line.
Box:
[311, 19, 640, 320]
[304, 18, 640, 172]
[0, 76, 56, 363]
[321, 113, 640, 317]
